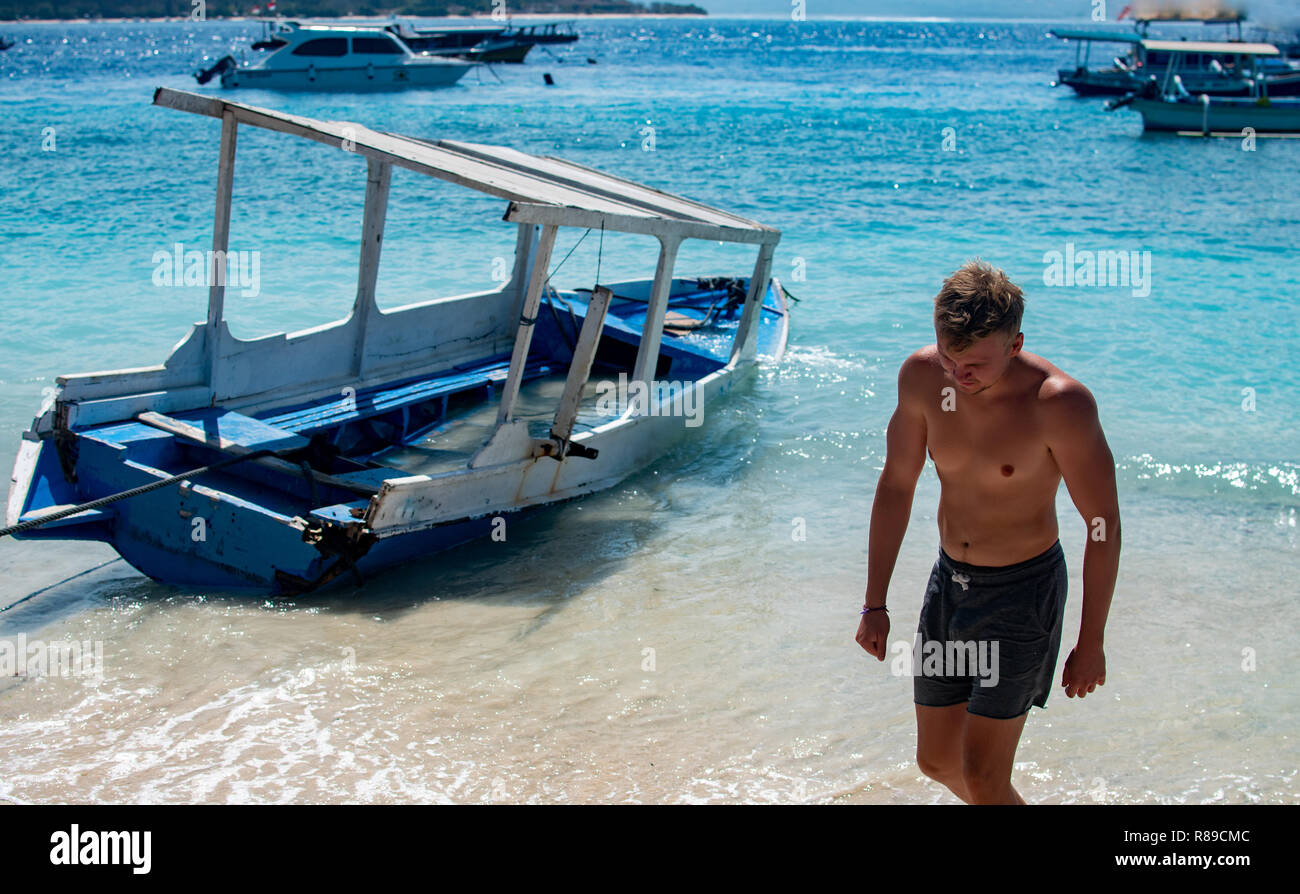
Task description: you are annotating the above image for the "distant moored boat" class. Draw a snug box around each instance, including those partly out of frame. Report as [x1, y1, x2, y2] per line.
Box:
[195, 22, 472, 91]
[384, 18, 580, 64]
[1107, 40, 1300, 134]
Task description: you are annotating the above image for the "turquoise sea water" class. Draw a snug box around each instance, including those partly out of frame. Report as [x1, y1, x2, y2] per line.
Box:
[0, 18, 1296, 804]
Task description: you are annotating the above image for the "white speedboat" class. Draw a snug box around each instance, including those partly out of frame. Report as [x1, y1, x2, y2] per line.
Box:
[195, 22, 472, 91]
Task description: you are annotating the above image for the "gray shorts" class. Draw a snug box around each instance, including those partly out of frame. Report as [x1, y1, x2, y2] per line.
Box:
[912, 540, 1067, 720]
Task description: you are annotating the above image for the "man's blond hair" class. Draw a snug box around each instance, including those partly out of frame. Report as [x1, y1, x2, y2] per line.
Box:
[934, 260, 1024, 352]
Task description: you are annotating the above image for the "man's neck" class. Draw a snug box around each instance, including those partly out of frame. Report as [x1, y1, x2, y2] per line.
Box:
[962, 355, 1021, 401]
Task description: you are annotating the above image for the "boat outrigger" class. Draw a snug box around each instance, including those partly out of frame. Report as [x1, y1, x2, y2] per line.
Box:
[3, 88, 789, 593]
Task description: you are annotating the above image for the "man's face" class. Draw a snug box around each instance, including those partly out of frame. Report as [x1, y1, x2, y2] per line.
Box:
[935, 330, 1022, 395]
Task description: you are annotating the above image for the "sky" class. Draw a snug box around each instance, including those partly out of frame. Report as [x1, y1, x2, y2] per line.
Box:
[701, 0, 1091, 15]
[697, 0, 1300, 25]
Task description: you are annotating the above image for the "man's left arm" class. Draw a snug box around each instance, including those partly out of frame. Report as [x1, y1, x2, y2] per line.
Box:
[1044, 381, 1121, 700]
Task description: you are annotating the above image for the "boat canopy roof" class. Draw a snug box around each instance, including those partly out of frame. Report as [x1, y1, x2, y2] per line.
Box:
[1050, 29, 1143, 44]
[1139, 39, 1280, 55]
[278, 21, 396, 34]
[387, 21, 504, 37]
[153, 87, 778, 246]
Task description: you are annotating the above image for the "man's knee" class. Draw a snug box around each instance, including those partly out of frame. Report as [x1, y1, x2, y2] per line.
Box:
[961, 764, 1008, 800]
[917, 750, 959, 782]
[961, 746, 1016, 802]
[959, 709, 1028, 798]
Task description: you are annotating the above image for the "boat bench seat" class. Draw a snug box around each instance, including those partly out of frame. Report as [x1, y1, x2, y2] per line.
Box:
[259, 356, 553, 435]
[165, 406, 311, 453]
[85, 407, 307, 455]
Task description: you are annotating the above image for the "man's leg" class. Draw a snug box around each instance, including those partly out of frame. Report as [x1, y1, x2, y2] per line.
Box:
[961, 711, 1030, 804]
[915, 702, 973, 803]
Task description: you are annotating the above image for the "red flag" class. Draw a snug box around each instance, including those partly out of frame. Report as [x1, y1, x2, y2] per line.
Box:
[1117, 4, 1131, 20]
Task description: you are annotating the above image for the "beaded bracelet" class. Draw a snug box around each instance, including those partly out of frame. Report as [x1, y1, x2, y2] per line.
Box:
[860, 606, 888, 615]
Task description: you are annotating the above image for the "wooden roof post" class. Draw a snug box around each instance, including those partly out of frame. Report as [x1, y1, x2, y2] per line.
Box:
[207, 109, 237, 395]
[730, 241, 775, 364]
[550, 285, 614, 452]
[630, 234, 682, 396]
[497, 224, 558, 424]
[507, 223, 541, 313]
[352, 157, 392, 379]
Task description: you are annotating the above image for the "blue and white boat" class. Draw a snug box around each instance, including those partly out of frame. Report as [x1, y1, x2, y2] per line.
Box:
[1108, 41, 1300, 134]
[3, 89, 790, 593]
[1052, 29, 1300, 97]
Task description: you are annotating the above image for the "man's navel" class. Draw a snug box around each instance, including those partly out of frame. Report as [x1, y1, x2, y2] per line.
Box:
[1001, 464, 1014, 477]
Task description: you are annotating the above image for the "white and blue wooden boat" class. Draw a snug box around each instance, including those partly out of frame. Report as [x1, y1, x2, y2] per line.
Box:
[4, 88, 789, 594]
[195, 22, 472, 91]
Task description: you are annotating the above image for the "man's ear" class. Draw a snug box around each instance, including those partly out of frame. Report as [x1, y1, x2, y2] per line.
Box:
[1008, 332, 1024, 356]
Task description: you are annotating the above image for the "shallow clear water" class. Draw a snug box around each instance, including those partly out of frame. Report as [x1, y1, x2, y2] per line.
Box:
[0, 17, 1296, 804]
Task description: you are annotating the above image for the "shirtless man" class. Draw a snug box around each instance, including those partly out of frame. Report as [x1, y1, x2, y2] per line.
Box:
[855, 260, 1120, 805]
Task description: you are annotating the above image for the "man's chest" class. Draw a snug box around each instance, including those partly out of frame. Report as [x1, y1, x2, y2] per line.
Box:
[923, 401, 1056, 484]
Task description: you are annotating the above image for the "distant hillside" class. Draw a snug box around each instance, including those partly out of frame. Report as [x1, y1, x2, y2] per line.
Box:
[1, 1, 708, 21]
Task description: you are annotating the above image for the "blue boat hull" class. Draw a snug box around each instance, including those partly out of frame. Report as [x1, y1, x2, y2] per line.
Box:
[8, 278, 790, 594]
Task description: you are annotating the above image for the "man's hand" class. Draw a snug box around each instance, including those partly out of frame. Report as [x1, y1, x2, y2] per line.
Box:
[1061, 641, 1106, 698]
[857, 353, 928, 665]
[1044, 381, 1119, 703]
[856, 611, 890, 661]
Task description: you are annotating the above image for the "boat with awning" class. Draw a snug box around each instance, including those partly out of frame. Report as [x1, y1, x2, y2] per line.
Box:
[3, 88, 790, 593]
[1107, 41, 1300, 134]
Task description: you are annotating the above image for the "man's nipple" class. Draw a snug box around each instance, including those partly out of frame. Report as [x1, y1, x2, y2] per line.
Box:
[1001, 464, 1014, 477]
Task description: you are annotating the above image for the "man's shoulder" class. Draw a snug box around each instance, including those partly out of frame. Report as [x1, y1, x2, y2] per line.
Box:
[1022, 353, 1098, 422]
[900, 345, 943, 378]
[898, 345, 943, 399]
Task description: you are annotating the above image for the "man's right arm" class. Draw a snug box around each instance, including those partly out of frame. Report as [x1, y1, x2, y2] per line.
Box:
[857, 353, 929, 659]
